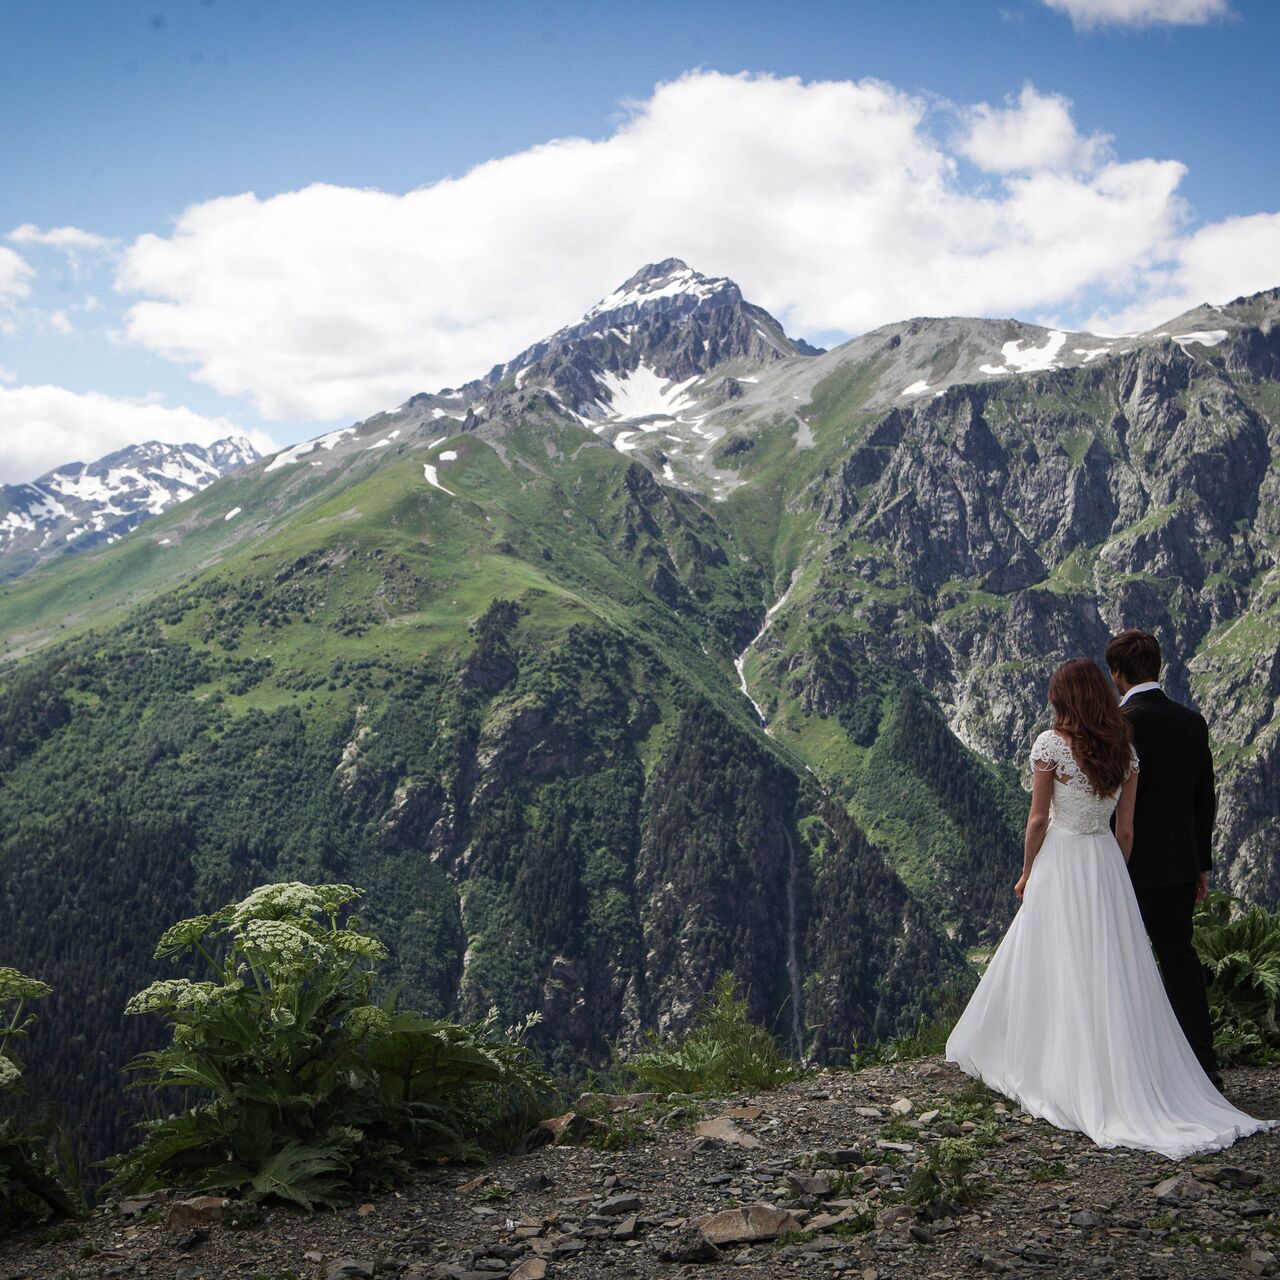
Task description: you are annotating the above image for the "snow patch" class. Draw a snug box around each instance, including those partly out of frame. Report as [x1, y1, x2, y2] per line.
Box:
[901, 380, 931, 396]
[264, 427, 355, 472]
[1074, 346, 1112, 363]
[422, 463, 455, 496]
[1172, 330, 1228, 348]
[438, 450, 458, 462]
[366, 429, 401, 449]
[980, 330, 1068, 376]
[596, 364, 698, 421]
[583, 267, 728, 320]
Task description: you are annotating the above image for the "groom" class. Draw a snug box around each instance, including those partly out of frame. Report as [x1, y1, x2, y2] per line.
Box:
[1106, 629, 1221, 1088]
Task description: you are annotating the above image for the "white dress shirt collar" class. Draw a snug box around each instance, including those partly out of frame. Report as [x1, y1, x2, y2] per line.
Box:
[1120, 680, 1162, 706]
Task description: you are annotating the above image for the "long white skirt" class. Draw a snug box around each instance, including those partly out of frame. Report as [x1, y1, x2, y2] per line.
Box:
[946, 823, 1275, 1160]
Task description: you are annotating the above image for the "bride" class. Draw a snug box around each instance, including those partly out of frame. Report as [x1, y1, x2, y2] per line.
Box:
[946, 657, 1273, 1159]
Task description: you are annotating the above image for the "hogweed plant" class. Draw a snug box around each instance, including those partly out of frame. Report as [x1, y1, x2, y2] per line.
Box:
[106, 882, 551, 1210]
[0, 966, 81, 1234]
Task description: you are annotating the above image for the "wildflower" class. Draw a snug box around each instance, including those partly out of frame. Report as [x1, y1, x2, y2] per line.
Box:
[225, 882, 325, 926]
[345, 1005, 391, 1037]
[237, 918, 322, 963]
[0, 1054, 21, 1090]
[314, 883, 363, 915]
[154, 915, 215, 959]
[328, 930, 387, 960]
[125, 979, 220, 1015]
[0, 967, 52, 1001]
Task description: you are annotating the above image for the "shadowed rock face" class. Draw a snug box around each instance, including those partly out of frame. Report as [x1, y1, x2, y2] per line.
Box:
[765, 304, 1280, 903]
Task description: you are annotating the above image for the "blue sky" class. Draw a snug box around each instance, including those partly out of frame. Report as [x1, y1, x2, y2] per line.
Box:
[1, 0, 1278, 480]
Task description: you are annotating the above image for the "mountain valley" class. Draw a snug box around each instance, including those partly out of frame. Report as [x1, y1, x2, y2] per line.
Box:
[1, 260, 1278, 1163]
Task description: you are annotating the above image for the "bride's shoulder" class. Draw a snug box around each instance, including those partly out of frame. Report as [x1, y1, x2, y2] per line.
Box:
[1030, 727, 1070, 770]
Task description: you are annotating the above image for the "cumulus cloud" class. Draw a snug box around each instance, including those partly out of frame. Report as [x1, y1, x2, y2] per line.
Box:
[1084, 210, 1280, 332]
[115, 71, 1202, 422]
[0, 384, 274, 484]
[957, 85, 1109, 173]
[0, 246, 33, 317]
[7, 223, 115, 253]
[1040, 0, 1230, 28]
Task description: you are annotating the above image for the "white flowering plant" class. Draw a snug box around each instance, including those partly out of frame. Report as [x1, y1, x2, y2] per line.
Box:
[0, 966, 82, 1235]
[106, 881, 551, 1210]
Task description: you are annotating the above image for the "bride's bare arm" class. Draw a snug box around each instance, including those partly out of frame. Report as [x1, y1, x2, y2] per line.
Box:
[1114, 771, 1138, 862]
[1015, 767, 1055, 900]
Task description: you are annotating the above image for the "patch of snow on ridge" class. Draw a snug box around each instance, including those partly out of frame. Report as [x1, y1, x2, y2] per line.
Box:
[1074, 347, 1112, 363]
[902, 380, 931, 396]
[980, 330, 1068, 376]
[224, 507, 242, 521]
[264, 427, 356, 472]
[438, 450, 458, 461]
[584, 267, 728, 320]
[367, 429, 401, 450]
[422, 463, 455, 496]
[596, 364, 698, 421]
[1172, 330, 1228, 347]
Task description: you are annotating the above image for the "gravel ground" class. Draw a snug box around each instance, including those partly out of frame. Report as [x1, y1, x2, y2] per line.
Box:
[2, 1058, 1276, 1280]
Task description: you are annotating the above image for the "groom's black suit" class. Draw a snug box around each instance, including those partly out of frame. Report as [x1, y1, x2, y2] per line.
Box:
[1121, 688, 1219, 1080]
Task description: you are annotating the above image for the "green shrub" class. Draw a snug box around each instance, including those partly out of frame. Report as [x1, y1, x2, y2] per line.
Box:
[1193, 891, 1280, 1066]
[1, 967, 82, 1235]
[905, 1137, 982, 1206]
[621, 973, 799, 1095]
[105, 882, 551, 1210]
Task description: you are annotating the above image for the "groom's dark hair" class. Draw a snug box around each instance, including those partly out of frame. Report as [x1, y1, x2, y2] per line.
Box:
[1106, 629, 1161, 684]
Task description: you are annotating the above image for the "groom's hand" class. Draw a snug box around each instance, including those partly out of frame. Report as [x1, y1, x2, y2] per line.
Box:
[1195, 871, 1209, 905]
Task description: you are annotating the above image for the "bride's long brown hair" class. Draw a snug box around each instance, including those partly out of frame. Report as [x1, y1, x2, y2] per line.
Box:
[1048, 658, 1133, 796]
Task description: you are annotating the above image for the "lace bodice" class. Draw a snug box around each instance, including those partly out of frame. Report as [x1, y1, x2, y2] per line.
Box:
[1030, 729, 1138, 835]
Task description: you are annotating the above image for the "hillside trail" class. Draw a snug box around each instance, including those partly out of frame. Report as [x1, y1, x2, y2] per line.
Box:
[5, 1057, 1276, 1280]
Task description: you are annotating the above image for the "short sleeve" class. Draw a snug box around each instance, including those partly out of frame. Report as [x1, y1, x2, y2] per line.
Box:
[1030, 730, 1061, 773]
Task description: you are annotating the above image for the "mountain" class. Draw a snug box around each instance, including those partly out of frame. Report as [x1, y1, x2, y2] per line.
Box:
[1, 263, 1278, 1167]
[0, 435, 259, 581]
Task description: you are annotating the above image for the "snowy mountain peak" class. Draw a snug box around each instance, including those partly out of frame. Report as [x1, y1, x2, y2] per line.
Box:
[581, 259, 739, 323]
[0, 435, 260, 581]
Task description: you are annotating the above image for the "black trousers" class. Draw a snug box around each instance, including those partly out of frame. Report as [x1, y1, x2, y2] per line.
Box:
[1132, 881, 1218, 1080]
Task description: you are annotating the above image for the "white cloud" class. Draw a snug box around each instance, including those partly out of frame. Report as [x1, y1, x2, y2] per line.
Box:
[957, 85, 1109, 173]
[7, 224, 115, 253]
[0, 246, 33, 312]
[1084, 211, 1280, 332]
[47, 309, 73, 336]
[1040, 0, 1230, 28]
[0, 384, 274, 484]
[115, 71, 1204, 423]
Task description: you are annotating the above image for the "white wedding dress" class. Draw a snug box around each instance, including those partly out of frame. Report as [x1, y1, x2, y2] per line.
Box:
[946, 728, 1274, 1159]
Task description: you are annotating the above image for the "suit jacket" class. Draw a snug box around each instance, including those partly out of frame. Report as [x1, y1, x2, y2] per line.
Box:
[1122, 688, 1216, 888]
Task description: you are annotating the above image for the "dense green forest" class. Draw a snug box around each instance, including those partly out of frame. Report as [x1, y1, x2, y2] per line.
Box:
[0, 584, 974, 1169]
